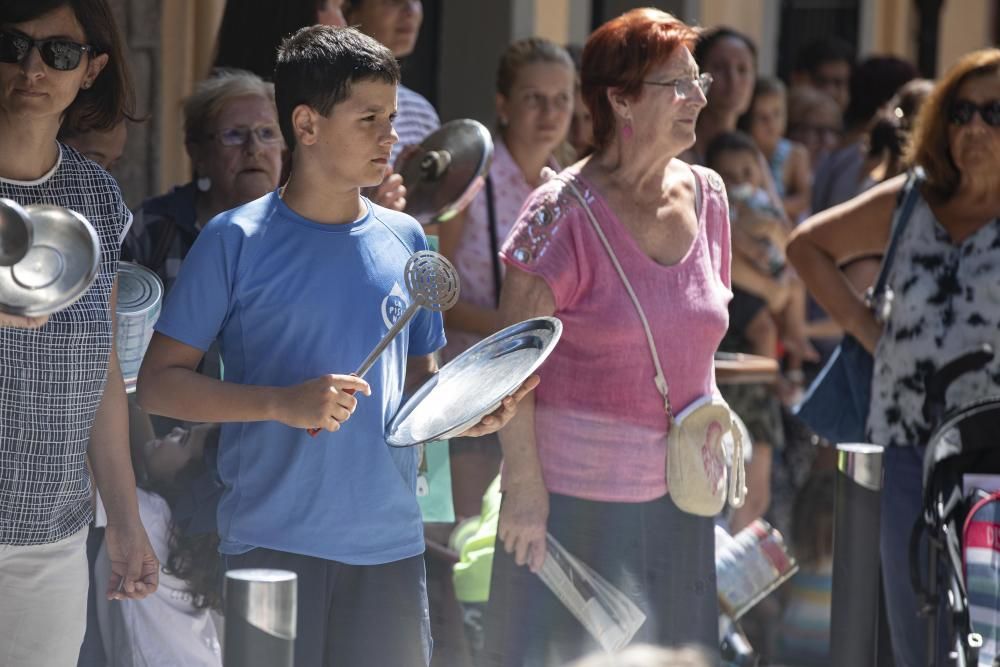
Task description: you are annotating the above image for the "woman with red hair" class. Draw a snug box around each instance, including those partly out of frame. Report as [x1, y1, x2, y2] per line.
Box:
[484, 9, 731, 665]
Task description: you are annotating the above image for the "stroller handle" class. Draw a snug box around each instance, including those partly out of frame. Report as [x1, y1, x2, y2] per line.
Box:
[922, 344, 995, 425]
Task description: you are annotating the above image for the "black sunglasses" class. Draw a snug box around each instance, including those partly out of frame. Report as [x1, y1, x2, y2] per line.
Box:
[950, 99, 1000, 128]
[0, 30, 93, 72]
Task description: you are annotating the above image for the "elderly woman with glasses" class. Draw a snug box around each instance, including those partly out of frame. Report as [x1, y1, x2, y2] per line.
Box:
[789, 48, 1000, 667]
[483, 10, 731, 665]
[125, 69, 284, 292]
[0, 1, 159, 664]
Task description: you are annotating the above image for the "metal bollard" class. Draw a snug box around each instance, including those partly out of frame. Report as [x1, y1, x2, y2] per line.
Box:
[224, 569, 297, 667]
[830, 443, 884, 667]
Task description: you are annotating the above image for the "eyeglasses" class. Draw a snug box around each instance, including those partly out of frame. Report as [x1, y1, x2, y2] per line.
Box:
[950, 99, 1000, 128]
[207, 125, 282, 147]
[0, 30, 93, 71]
[642, 72, 713, 99]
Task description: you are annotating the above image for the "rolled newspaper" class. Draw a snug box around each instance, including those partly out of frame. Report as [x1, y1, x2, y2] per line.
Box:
[537, 534, 646, 653]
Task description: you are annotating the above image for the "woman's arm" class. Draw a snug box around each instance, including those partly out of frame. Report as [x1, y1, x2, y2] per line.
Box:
[495, 267, 556, 572]
[787, 175, 905, 353]
[89, 278, 158, 601]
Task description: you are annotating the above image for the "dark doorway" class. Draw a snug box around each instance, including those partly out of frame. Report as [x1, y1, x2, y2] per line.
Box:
[399, 0, 441, 108]
[777, 0, 860, 82]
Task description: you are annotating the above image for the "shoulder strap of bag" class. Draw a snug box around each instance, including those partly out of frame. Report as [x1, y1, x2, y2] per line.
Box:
[870, 170, 925, 307]
[556, 173, 674, 423]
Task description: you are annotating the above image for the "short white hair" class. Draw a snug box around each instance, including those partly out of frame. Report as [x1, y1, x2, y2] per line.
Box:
[183, 68, 275, 143]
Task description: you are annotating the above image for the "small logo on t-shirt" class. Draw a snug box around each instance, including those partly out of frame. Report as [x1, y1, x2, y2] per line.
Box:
[381, 283, 407, 329]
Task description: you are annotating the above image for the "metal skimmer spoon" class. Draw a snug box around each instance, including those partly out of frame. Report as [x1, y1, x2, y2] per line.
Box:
[308, 250, 460, 435]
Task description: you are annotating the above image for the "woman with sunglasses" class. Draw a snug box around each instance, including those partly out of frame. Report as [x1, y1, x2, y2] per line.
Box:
[125, 70, 284, 293]
[789, 48, 1000, 667]
[0, 1, 158, 665]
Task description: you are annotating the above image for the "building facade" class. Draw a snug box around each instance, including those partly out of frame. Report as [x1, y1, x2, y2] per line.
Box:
[111, 0, 998, 208]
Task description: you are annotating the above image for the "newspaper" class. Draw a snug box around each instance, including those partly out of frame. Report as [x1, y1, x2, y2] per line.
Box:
[715, 520, 798, 620]
[537, 534, 646, 653]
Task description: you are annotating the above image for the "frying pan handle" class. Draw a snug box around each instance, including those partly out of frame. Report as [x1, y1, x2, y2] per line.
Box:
[306, 376, 360, 437]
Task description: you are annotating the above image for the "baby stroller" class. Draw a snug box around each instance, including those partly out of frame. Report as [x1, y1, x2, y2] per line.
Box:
[909, 344, 1000, 666]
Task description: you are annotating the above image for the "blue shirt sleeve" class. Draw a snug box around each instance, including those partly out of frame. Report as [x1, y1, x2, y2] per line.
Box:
[154, 220, 236, 351]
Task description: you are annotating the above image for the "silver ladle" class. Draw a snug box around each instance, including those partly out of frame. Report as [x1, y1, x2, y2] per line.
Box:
[308, 250, 460, 435]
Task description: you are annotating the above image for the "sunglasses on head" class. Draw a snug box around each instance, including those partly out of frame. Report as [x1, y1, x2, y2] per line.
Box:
[950, 99, 1000, 127]
[0, 29, 93, 72]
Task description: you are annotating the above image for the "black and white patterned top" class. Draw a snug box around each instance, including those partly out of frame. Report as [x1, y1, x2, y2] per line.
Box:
[868, 193, 1000, 448]
[391, 84, 440, 164]
[0, 144, 131, 545]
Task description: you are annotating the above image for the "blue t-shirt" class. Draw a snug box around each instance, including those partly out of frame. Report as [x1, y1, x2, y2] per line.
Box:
[154, 192, 445, 564]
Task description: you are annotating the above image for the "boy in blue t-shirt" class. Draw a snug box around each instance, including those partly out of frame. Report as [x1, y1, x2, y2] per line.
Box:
[136, 25, 534, 666]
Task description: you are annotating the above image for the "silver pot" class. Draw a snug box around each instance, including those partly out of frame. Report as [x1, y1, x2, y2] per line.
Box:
[0, 204, 100, 317]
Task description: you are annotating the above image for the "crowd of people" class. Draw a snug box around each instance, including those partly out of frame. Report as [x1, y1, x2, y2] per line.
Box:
[1, 0, 999, 666]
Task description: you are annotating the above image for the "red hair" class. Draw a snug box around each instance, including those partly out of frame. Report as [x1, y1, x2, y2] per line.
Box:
[581, 8, 698, 152]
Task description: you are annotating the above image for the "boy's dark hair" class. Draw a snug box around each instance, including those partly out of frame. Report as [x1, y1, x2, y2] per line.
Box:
[274, 25, 400, 150]
[2, 0, 136, 134]
[705, 130, 759, 170]
[793, 37, 855, 76]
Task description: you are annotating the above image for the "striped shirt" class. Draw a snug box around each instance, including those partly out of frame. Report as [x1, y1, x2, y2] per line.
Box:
[392, 84, 440, 164]
[0, 144, 131, 545]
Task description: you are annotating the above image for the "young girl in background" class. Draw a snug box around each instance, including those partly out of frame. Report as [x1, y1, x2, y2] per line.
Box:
[740, 77, 812, 221]
[438, 37, 575, 520]
[98, 424, 223, 667]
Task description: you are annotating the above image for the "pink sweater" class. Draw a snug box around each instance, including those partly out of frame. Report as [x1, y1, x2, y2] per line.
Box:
[500, 165, 732, 502]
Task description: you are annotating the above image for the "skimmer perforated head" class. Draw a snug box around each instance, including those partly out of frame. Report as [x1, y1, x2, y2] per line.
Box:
[404, 250, 460, 311]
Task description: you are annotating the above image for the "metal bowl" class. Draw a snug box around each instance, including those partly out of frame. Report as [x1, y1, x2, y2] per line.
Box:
[0, 204, 101, 316]
[386, 317, 563, 447]
[0, 198, 32, 266]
